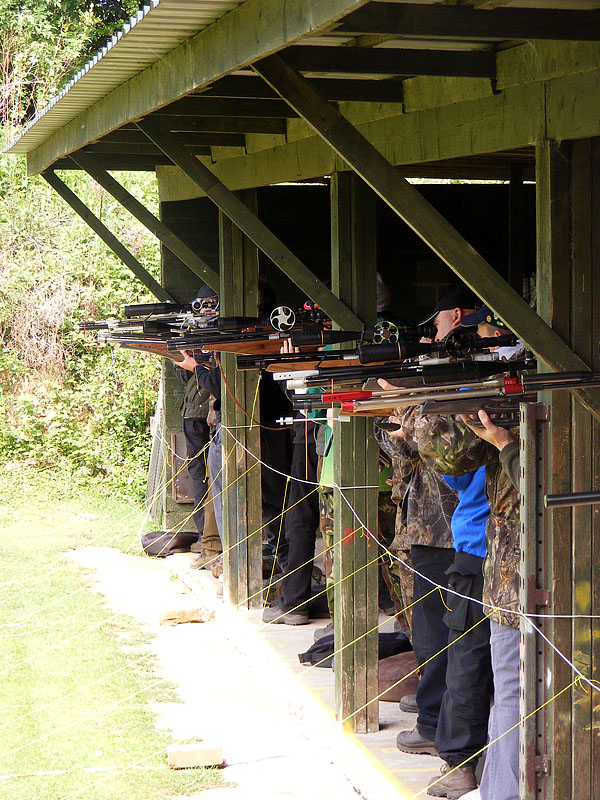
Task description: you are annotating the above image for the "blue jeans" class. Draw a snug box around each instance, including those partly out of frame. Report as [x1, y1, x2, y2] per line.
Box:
[480, 621, 520, 800]
[207, 424, 223, 543]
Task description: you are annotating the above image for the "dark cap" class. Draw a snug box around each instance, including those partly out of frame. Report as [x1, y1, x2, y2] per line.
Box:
[420, 286, 481, 325]
[197, 283, 219, 299]
[460, 305, 509, 330]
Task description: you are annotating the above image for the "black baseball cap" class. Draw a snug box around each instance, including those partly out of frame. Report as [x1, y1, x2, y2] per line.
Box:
[420, 286, 481, 325]
[460, 305, 509, 329]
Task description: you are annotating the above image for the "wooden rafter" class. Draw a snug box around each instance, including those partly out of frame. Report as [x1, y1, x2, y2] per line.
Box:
[336, 3, 600, 41]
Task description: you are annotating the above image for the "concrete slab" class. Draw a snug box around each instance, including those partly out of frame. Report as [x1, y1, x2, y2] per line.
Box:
[169, 552, 444, 799]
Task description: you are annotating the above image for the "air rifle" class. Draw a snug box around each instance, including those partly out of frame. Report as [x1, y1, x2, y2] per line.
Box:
[290, 368, 600, 424]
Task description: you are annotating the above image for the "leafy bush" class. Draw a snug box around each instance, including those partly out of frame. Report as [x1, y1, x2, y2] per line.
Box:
[0, 140, 161, 499]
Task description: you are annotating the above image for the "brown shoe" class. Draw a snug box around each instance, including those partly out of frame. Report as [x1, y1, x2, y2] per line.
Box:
[190, 551, 215, 570]
[399, 693, 419, 713]
[396, 727, 437, 756]
[427, 764, 477, 799]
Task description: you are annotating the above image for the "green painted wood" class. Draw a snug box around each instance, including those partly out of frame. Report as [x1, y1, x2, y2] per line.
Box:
[218, 201, 262, 608]
[255, 55, 600, 422]
[71, 154, 219, 290]
[285, 45, 495, 78]
[24, 0, 370, 175]
[138, 118, 362, 331]
[42, 169, 171, 301]
[570, 138, 594, 800]
[337, 3, 600, 41]
[197, 74, 405, 103]
[588, 138, 600, 799]
[331, 171, 379, 733]
[536, 140, 573, 800]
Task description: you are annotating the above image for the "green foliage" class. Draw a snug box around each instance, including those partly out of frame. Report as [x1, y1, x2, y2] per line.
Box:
[0, 138, 162, 499]
[0, 0, 145, 128]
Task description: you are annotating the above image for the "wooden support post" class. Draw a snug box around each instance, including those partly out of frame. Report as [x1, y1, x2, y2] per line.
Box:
[70, 154, 219, 291]
[219, 192, 263, 608]
[519, 402, 550, 799]
[534, 139, 600, 799]
[569, 138, 600, 800]
[536, 139, 573, 800]
[254, 54, 600, 422]
[136, 118, 361, 331]
[331, 172, 379, 733]
[42, 169, 171, 302]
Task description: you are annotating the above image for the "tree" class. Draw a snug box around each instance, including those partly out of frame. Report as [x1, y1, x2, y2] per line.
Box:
[0, 0, 144, 129]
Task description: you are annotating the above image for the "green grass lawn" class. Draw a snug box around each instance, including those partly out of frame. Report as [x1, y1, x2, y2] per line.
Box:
[0, 467, 221, 800]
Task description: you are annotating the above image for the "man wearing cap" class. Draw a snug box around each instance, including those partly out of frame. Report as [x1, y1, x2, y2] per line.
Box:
[414, 305, 524, 800]
[381, 287, 482, 767]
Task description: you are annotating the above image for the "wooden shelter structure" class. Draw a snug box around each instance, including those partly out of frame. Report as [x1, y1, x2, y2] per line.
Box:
[6, 0, 600, 795]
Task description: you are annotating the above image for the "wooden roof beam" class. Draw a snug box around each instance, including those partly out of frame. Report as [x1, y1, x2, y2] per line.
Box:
[159, 96, 298, 118]
[148, 116, 287, 135]
[337, 3, 600, 42]
[254, 53, 600, 423]
[194, 75, 404, 103]
[53, 155, 171, 170]
[285, 45, 495, 79]
[137, 118, 363, 331]
[101, 130, 247, 147]
[25, 0, 373, 174]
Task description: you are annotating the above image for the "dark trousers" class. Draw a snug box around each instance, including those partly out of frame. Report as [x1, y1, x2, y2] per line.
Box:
[183, 418, 210, 538]
[279, 420, 319, 612]
[411, 544, 455, 740]
[260, 427, 292, 563]
[435, 552, 493, 767]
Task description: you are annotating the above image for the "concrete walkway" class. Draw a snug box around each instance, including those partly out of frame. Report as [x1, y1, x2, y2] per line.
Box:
[73, 546, 443, 800]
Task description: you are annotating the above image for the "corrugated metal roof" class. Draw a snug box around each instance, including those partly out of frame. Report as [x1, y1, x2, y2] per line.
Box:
[6, 0, 244, 154]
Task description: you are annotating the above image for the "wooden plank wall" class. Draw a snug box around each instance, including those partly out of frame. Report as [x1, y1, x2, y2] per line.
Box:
[536, 138, 600, 798]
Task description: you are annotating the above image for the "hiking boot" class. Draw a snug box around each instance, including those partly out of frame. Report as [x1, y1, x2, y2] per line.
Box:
[399, 693, 419, 713]
[313, 621, 334, 642]
[190, 540, 204, 554]
[396, 727, 438, 756]
[427, 764, 477, 799]
[190, 551, 215, 570]
[262, 600, 309, 626]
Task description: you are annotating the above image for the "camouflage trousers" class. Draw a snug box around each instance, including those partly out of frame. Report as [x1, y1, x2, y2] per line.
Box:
[319, 489, 412, 634]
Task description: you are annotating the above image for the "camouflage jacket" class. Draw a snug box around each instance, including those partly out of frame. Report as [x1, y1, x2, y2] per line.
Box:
[375, 409, 457, 550]
[411, 411, 520, 628]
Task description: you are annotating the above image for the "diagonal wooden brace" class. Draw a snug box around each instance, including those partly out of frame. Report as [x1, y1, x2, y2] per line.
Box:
[254, 53, 600, 423]
[136, 118, 362, 331]
[43, 169, 172, 302]
[70, 153, 219, 292]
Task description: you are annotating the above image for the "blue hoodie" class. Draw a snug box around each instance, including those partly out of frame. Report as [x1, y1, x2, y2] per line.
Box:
[442, 466, 489, 559]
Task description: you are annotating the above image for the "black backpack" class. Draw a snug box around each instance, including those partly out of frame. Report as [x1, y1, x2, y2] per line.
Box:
[298, 631, 412, 669]
[141, 530, 197, 557]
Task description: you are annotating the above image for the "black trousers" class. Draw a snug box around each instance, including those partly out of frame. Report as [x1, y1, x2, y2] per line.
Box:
[411, 544, 455, 740]
[260, 427, 292, 563]
[435, 551, 493, 767]
[183, 418, 210, 538]
[280, 420, 320, 612]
